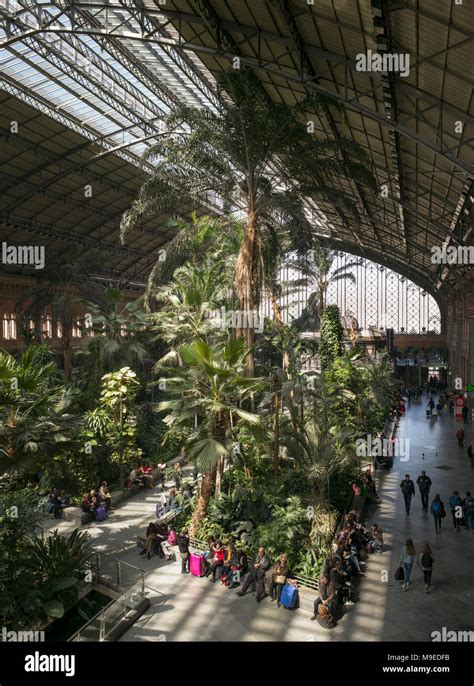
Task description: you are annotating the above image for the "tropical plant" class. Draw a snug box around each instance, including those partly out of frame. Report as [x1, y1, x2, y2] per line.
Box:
[156, 337, 265, 533]
[319, 304, 344, 370]
[14, 247, 103, 379]
[82, 286, 150, 373]
[120, 68, 376, 374]
[0, 347, 82, 474]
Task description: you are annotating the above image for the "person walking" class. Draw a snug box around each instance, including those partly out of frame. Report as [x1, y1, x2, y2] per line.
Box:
[430, 494, 445, 534]
[416, 470, 432, 513]
[400, 474, 416, 515]
[399, 538, 416, 590]
[456, 428, 465, 448]
[418, 543, 435, 593]
[462, 404, 469, 425]
[463, 491, 474, 532]
[449, 490, 462, 532]
[427, 397, 435, 416]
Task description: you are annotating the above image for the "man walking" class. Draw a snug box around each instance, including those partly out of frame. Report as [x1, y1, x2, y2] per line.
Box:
[462, 404, 469, 425]
[400, 474, 416, 515]
[456, 427, 465, 448]
[416, 470, 432, 513]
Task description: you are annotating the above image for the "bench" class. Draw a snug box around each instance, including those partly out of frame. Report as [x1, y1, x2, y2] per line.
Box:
[61, 507, 92, 526]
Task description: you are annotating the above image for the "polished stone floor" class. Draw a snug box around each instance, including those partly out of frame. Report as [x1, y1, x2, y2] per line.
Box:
[44, 394, 474, 641]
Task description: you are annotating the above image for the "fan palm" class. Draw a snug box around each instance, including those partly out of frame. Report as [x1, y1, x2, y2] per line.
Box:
[120, 68, 376, 374]
[156, 338, 265, 533]
[0, 347, 82, 473]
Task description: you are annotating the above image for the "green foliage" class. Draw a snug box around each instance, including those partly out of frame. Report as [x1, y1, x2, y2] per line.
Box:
[319, 304, 344, 370]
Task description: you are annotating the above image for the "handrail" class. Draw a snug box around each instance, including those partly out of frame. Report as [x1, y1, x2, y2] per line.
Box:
[67, 597, 117, 642]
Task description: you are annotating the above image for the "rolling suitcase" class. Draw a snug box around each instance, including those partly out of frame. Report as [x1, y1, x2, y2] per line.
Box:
[189, 552, 206, 577]
[426, 409, 431, 418]
[95, 506, 107, 522]
[280, 583, 298, 609]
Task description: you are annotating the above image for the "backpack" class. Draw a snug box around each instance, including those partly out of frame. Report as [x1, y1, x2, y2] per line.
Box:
[431, 500, 442, 514]
[421, 553, 432, 569]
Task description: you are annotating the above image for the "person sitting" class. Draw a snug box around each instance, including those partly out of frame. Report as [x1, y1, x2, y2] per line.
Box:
[311, 572, 337, 627]
[129, 466, 146, 489]
[237, 547, 271, 602]
[98, 481, 112, 510]
[270, 553, 290, 607]
[160, 525, 178, 559]
[141, 463, 155, 487]
[368, 523, 384, 553]
[207, 541, 225, 583]
[81, 492, 96, 520]
[168, 488, 179, 510]
[139, 522, 160, 560]
[56, 490, 70, 518]
[220, 542, 238, 586]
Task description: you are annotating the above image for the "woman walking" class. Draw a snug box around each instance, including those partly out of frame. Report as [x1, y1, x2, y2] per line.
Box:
[418, 543, 434, 593]
[430, 494, 445, 534]
[399, 538, 416, 590]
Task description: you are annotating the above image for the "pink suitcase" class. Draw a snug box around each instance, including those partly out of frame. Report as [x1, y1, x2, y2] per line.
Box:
[189, 552, 206, 577]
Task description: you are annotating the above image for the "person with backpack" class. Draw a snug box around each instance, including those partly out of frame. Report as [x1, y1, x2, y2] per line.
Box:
[449, 491, 463, 531]
[416, 470, 432, 513]
[311, 572, 337, 625]
[399, 538, 416, 590]
[463, 491, 474, 532]
[430, 494, 445, 534]
[400, 474, 416, 515]
[418, 543, 435, 593]
[456, 428, 465, 448]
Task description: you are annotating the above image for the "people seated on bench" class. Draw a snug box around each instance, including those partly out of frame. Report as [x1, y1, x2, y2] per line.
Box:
[206, 540, 225, 582]
[141, 463, 155, 487]
[236, 547, 270, 602]
[311, 572, 337, 627]
[81, 492, 96, 520]
[139, 522, 162, 560]
[129, 466, 146, 489]
[182, 481, 193, 500]
[168, 488, 178, 510]
[368, 523, 384, 553]
[177, 528, 190, 574]
[220, 541, 238, 586]
[99, 481, 112, 510]
[160, 525, 178, 559]
[268, 553, 291, 607]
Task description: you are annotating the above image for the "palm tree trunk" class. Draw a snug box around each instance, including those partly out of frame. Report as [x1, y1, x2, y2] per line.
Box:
[63, 330, 72, 381]
[270, 289, 289, 371]
[190, 468, 216, 535]
[273, 378, 280, 477]
[235, 207, 258, 377]
[215, 455, 225, 497]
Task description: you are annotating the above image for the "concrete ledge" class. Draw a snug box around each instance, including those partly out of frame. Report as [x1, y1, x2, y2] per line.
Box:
[105, 598, 151, 642]
[62, 507, 92, 526]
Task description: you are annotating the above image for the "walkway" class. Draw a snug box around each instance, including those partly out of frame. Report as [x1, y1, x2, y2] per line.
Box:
[43, 397, 474, 641]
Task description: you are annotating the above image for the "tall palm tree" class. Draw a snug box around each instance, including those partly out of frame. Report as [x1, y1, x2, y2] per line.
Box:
[14, 248, 103, 380]
[288, 247, 361, 330]
[156, 338, 264, 534]
[120, 68, 376, 374]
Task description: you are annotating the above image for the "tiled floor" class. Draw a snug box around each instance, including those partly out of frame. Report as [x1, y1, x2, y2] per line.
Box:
[44, 395, 474, 642]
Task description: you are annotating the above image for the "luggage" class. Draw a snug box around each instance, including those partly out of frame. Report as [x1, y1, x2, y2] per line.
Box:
[95, 506, 107, 522]
[189, 552, 206, 577]
[280, 583, 298, 609]
[394, 566, 405, 581]
[426, 409, 431, 418]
